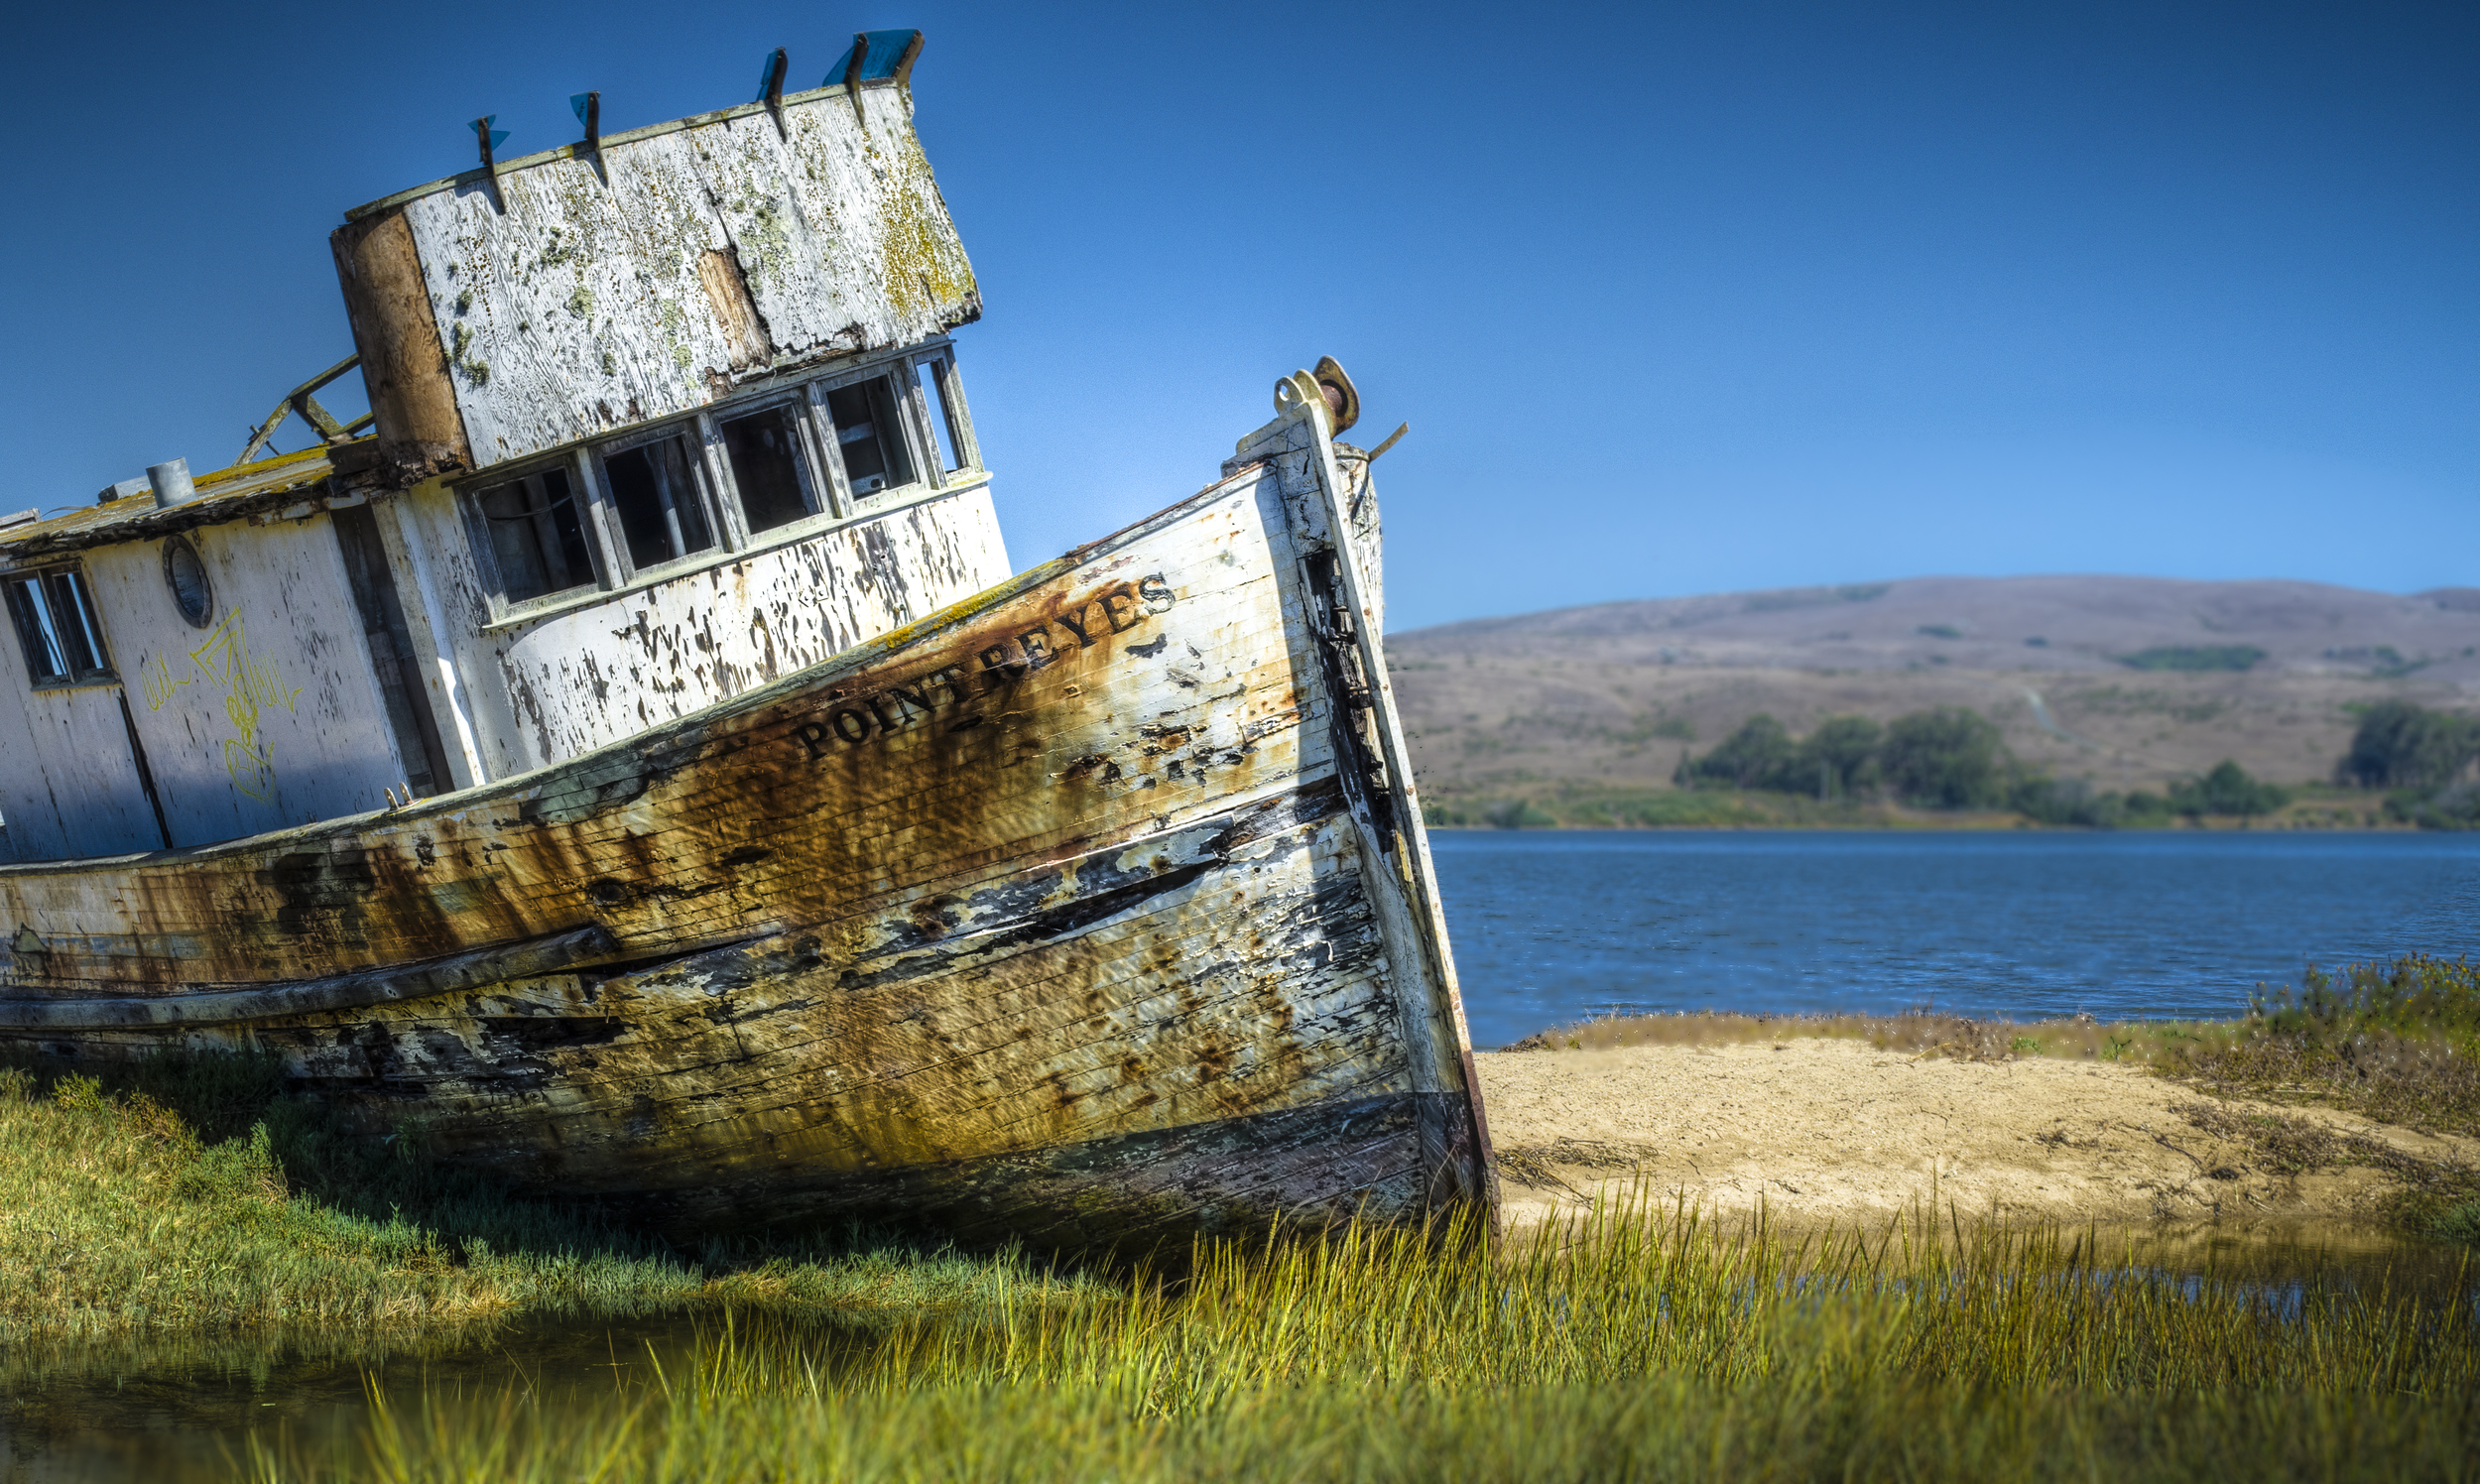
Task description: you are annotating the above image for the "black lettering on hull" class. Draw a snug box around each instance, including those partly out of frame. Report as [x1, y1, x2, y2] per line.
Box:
[797, 577, 1178, 758]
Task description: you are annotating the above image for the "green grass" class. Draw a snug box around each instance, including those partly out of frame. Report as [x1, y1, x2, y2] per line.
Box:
[8, 1004, 2480, 1478]
[242, 1200, 2480, 1483]
[2115, 645, 2268, 673]
[0, 1055, 1088, 1341]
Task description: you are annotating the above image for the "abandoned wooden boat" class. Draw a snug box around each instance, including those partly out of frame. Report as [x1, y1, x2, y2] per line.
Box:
[0, 31, 1495, 1248]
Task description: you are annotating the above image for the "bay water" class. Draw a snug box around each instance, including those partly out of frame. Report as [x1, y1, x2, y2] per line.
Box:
[1428, 829, 2480, 1050]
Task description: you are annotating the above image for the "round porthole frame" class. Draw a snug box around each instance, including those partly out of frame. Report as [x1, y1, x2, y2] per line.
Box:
[163, 535, 214, 629]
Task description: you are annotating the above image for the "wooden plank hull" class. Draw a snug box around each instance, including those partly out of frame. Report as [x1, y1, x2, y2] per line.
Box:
[0, 405, 1494, 1248]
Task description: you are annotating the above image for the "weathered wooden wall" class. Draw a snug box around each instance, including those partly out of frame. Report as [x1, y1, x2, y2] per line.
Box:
[0, 515, 418, 861]
[337, 81, 979, 475]
[87, 516, 416, 847]
[380, 480, 1008, 778]
[0, 648, 159, 862]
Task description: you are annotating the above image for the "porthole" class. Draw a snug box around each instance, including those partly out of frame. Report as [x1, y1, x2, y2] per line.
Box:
[164, 537, 213, 629]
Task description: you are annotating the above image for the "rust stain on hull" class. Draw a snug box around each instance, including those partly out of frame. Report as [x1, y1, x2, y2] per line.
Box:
[0, 434, 1492, 1249]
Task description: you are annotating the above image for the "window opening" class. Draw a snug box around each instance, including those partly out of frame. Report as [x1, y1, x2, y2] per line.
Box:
[164, 537, 214, 629]
[720, 405, 818, 535]
[823, 378, 916, 497]
[601, 434, 716, 571]
[476, 468, 595, 604]
[920, 356, 966, 473]
[5, 568, 112, 684]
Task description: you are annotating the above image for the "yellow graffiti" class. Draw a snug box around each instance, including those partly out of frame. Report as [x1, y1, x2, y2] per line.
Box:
[152, 612, 302, 801]
[140, 650, 186, 710]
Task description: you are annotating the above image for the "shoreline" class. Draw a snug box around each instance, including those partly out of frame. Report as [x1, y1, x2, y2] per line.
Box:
[1477, 1037, 2479, 1235]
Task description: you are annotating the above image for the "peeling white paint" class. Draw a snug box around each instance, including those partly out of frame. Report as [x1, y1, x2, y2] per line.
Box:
[396, 83, 978, 470]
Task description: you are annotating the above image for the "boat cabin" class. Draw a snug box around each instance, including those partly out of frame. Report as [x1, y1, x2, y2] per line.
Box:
[0, 31, 1009, 863]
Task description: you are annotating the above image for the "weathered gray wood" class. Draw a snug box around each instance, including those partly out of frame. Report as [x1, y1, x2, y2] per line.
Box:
[335, 83, 980, 477]
[85, 508, 413, 850]
[0, 926, 614, 1030]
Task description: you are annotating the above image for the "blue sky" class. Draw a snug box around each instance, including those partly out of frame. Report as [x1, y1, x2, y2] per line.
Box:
[2, 1, 2470, 633]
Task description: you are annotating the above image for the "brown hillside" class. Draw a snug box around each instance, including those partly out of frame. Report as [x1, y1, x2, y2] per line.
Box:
[1387, 575, 2480, 804]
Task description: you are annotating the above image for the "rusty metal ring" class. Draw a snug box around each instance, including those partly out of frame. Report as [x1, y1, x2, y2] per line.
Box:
[1310, 355, 1359, 435]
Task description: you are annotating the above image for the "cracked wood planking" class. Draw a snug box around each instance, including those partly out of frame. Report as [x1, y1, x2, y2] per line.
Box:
[0, 399, 1497, 1249]
[336, 76, 979, 483]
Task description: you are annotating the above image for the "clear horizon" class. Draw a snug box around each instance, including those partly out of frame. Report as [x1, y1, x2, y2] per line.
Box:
[1393, 568, 2476, 637]
[2, 0, 2470, 632]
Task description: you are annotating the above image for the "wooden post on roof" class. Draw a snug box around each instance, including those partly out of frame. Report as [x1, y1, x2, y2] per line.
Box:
[759, 49, 789, 138]
[472, 116, 505, 212]
[843, 33, 868, 126]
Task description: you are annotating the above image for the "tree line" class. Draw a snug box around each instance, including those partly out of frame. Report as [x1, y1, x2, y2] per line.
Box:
[2336, 700, 2480, 828]
[1666, 702, 2457, 825]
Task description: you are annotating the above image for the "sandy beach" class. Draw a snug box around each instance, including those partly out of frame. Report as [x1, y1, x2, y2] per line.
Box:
[1476, 1038, 2478, 1232]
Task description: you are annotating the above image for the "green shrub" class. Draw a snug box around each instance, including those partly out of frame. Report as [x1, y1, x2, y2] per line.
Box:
[2176, 955, 2480, 1140]
[2115, 646, 2265, 673]
[2168, 761, 2289, 818]
[1800, 715, 1883, 799]
[1485, 799, 1557, 828]
[1880, 707, 2006, 808]
[2122, 791, 2171, 820]
[2411, 782, 2480, 831]
[2337, 700, 2477, 791]
[1680, 714, 1798, 791]
[1679, 714, 1884, 800]
[2011, 776, 2119, 827]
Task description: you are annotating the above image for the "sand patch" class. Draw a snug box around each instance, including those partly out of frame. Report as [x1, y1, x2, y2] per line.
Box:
[1474, 1038, 2477, 1231]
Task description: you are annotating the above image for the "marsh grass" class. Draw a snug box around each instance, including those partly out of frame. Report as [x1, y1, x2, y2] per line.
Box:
[0, 1051, 1087, 1341]
[243, 1198, 2480, 1483]
[2178, 955, 2480, 1138]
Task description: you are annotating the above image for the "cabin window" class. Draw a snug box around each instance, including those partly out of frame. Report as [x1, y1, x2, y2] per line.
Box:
[475, 468, 596, 605]
[4, 567, 113, 685]
[599, 433, 717, 572]
[917, 353, 976, 473]
[163, 536, 214, 629]
[822, 377, 916, 498]
[719, 404, 820, 535]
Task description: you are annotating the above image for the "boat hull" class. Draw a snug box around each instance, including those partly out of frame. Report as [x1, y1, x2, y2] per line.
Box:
[0, 405, 1494, 1248]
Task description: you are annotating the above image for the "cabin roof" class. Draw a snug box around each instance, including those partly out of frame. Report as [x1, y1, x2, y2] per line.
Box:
[0, 440, 376, 567]
[341, 32, 925, 224]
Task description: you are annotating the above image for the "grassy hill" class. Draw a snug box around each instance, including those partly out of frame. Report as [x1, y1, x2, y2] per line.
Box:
[1387, 575, 2480, 825]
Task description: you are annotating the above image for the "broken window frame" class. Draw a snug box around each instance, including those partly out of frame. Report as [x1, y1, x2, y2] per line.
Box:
[588, 424, 726, 582]
[4, 564, 116, 688]
[704, 391, 834, 545]
[807, 363, 930, 511]
[460, 461, 607, 614]
[912, 347, 981, 476]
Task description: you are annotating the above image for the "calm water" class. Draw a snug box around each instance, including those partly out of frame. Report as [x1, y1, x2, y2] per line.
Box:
[1429, 830, 2480, 1050]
